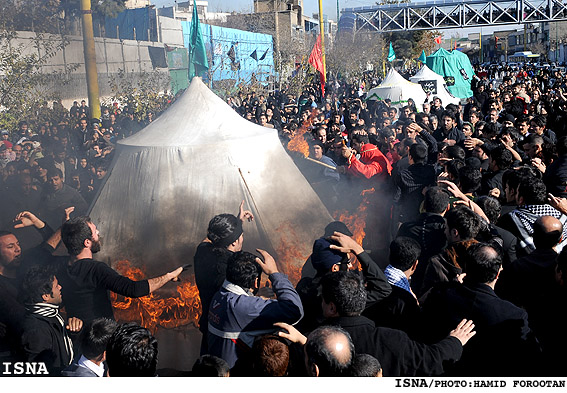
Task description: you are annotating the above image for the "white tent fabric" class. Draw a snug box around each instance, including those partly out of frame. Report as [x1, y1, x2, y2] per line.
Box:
[367, 68, 428, 109]
[409, 65, 461, 106]
[88, 77, 333, 281]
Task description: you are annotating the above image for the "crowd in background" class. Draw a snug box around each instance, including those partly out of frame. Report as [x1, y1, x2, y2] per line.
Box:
[1, 62, 567, 376]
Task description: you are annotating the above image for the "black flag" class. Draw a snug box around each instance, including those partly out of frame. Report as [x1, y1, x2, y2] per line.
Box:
[227, 45, 236, 62]
[250, 49, 258, 61]
[259, 48, 269, 61]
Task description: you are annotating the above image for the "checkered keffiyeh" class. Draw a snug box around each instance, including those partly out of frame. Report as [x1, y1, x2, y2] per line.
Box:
[510, 204, 567, 253]
[385, 264, 412, 294]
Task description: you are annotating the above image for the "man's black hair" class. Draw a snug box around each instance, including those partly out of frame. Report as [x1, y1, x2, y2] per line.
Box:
[321, 271, 366, 316]
[424, 186, 450, 214]
[475, 196, 501, 223]
[305, 325, 354, 377]
[445, 145, 466, 160]
[192, 355, 230, 377]
[458, 166, 482, 194]
[409, 143, 427, 164]
[441, 110, 456, 122]
[445, 159, 465, 181]
[226, 251, 260, 290]
[47, 167, 63, 179]
[19, 265, 55, 304]
[0, 230, 13, 239]
[106, 323, 158, 377]
[517, 176, 547, 205]
[81, 318, 119, 360]
[531, 115, 547, 128]
[351, 133, 369, 145]
[465, 243, 502, 283]
[207, 214, 241, 248]
[445, 205, 481, 240]
[348, 354, 382, 377]
[389, 237, 421, 272]
[489, 145, 514, 170]
[61, 216, 94, 256]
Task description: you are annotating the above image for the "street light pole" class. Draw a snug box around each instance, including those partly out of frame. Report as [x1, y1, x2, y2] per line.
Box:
[80, 0, 101, 120]
[318, 0, 327, 94]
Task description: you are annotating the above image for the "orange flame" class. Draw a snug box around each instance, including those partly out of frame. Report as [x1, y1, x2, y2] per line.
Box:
[273, 221, 310, 285]
[110, 260, 202, 334]
[287, 131, 310, 158]
[286, 110, 319, 158]
[332, 188, 375, 245]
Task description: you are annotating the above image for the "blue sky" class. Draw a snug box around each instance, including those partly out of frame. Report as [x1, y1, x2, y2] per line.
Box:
[152, 0, 504, 38]
[153, 0, 339, 20]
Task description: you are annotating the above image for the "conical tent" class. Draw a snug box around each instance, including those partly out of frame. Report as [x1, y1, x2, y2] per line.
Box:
[88, 77, 333, 282]
[426, 48, 474, 99]
[366, 68, 427, 109]
[409, 65, 461, 106]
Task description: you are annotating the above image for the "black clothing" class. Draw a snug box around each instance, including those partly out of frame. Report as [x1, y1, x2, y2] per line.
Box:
[0, 275, 25, 361]
[296, 251, 392, 333]
[433, 126, 465, 145]
[543, 154, 567, 198]
[54, 258, 150, 323]
[193, 242, 231, 335]
[481, 169, 506, 198]
[393, 163, 436, 223]
[363, 285, 421, 336]
[326, 315, 463, 377]
[20, 311, 73, 376]
[496, 248, 558, 312]
[420, 280, 540, 376]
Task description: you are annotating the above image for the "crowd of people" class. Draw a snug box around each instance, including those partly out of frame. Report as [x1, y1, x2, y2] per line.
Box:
[1, 62, 567, 377]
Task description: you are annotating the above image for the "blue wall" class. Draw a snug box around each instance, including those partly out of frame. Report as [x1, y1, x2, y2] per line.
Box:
[181, 22, 274, 85]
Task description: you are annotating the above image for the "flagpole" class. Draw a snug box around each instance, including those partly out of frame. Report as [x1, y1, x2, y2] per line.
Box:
[318, 0, 326, 98]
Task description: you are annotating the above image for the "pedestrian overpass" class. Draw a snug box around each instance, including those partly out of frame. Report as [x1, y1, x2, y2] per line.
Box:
[340, 0, 567, 32]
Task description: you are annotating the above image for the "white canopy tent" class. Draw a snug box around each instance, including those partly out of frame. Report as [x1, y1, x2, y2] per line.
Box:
[366, 68, 428, 109]
[409, 65, 461, 106]
[88, 77, 333, 281]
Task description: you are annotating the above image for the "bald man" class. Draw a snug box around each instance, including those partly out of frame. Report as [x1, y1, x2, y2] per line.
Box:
[496, 215, 563, 310]
[304, 326, 354, 377]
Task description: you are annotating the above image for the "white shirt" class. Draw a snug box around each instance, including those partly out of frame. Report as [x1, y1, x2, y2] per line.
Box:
[78, 354, 105, 377]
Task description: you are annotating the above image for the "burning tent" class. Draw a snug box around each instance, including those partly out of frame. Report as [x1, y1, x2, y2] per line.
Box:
[409, 65, 461, 106]
[87, 77, 333, 367]
[366, 68, 428, 109]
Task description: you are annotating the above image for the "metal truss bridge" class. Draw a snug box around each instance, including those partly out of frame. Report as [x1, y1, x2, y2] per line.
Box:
[340, 0, 567, 32]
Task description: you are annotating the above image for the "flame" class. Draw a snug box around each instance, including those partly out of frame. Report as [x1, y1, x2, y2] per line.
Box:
[332, 188, 375, 245]
[286, 110, 319, 158]
[287, 131, 310, 158]
[273, 221, 309, 285]
[110, 260, 202, 334]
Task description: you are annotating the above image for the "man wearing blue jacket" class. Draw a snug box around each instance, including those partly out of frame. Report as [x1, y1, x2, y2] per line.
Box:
[207, 249, 304, 368]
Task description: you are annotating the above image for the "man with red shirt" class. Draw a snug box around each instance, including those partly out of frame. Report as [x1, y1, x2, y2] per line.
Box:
[338, 133, 392, 180]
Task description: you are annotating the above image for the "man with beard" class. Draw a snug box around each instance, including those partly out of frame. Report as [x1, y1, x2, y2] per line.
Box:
[57, 216, 183, 323]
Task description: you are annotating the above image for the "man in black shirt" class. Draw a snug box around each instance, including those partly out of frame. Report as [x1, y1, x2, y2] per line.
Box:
[58, 216, 183, 323]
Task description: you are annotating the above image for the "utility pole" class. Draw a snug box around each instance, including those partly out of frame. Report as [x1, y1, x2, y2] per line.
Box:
[274, 0, 280, 90]
[80, 0, 101, 119]
[318, 0, 327, 93]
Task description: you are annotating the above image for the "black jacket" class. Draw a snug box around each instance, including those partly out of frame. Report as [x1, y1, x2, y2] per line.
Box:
[20, 312, 73, 376]
[326, 315, 463, 377]
[543, 154, 567, 198]
[420, 280, 541, 376]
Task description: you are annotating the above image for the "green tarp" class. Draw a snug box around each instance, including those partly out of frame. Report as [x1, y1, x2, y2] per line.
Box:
[426, 48, 474, 99]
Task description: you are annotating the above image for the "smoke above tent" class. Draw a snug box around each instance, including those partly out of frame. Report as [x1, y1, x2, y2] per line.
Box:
[88, 77, 333, 282]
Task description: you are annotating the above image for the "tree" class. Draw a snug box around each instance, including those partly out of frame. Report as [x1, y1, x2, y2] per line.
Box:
[0, 31, 76, 131]
[107, 69, 172, 121]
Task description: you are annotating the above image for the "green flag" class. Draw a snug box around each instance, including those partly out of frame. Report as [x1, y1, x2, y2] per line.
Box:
[387, 42, 396, 62]
[188, 3, 209, 80]
[419, 50, 427, 63]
